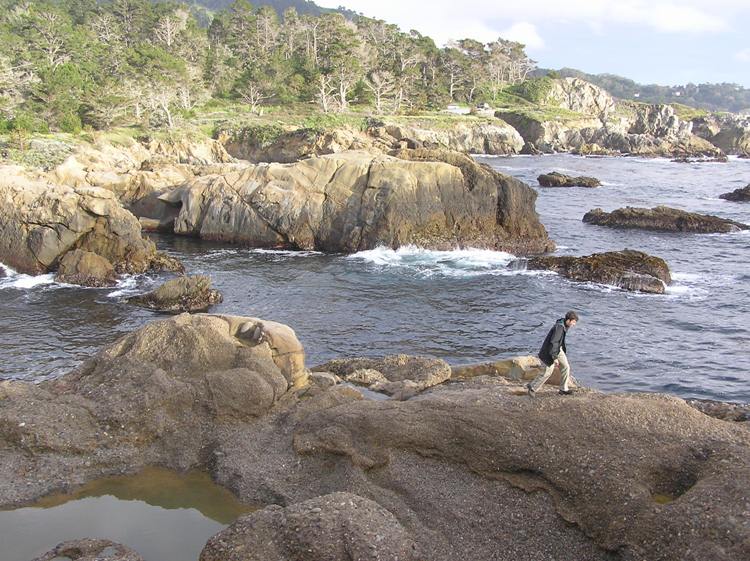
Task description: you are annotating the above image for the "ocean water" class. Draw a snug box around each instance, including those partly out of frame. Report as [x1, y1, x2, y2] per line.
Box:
[1, 154, 748, 402]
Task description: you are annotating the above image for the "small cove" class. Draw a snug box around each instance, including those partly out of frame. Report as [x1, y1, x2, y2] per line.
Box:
[0, 467, 255, 561]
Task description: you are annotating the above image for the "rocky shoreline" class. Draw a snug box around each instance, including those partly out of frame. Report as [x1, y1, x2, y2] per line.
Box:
[2, 313, 748, 561]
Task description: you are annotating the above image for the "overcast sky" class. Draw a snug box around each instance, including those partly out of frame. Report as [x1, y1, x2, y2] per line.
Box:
[316, 0, 750, 87]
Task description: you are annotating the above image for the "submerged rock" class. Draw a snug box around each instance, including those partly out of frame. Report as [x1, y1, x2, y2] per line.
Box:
[200, 492, 419, 561]
[719, 184, 750, 202]
[127, 275, 223, 313]
[54, 249, 117, 287]
[527, 249, 671, 293]
[583, 206, 748, 233]
[31, 539, 143, 561]
[314, 354, 452, 399]
[538, 172, 601, 188]
[158, 149, 554, 255]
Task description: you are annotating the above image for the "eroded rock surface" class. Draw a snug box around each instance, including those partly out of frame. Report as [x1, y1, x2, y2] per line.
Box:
[0, 168, 181, 276]
[719, 184, 750, 202]
[157, 149, 553, 255]
[127, 275, 223, 313]
[200, 492, 419, 561]
[538, 172, 601, 188]
[31, 539, 143, 561]
[314, 354, 452, 399]
[527, 249, 671, 293]
[583, 206, 748, 233]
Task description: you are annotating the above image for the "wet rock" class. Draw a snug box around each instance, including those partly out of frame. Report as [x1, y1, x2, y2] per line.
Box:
[719, 184, 750, 202]
[165, 149, 554, 255]
[583, 206, 748, 233]
[127, 275, 223, 313]
[0, 168, 182, 276]
[313, 354, 451, 399]
[538, 172, 601, 188]
[54, 249, 117, 287]
[200, 493, 419, 561]
[686, 399, 750, 424]
[527, 249, 671, 293]
[31, 539, 143, 561]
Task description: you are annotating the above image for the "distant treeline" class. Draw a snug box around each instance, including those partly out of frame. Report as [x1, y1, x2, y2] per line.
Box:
[0, 0, 535, 133]
[540, 68, 750, 113]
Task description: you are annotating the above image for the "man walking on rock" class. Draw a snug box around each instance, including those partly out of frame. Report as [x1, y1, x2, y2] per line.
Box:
[527, 311, 578, 396]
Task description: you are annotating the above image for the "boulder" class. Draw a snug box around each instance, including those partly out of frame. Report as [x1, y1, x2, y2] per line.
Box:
[719, 184, 750, 202]
[0, 168, 182, 276]
[162, 149, 554, 255]
[583, 206, 748, 233]
[314, 354, 452, 399]
[31, 539, 144, 561]
[127, 275, 223, 313]
[0, 313, 304, 506]
[526, 249, 671, 294]
[538, 172, 601, 188]
[54, 249, 117, 287]
[200, 493, 419, 561]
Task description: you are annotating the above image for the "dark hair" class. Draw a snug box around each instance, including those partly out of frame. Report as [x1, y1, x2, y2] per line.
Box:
[565, 311, 579, 322]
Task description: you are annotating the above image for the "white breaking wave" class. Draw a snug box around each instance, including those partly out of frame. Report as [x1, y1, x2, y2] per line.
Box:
[346, 245, 527, 278]
[106, 276, 141, 298]
[0, 263, 56, 290]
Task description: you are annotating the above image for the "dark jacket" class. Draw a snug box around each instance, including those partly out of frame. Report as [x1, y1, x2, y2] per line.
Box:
[538, 318, 567, 366]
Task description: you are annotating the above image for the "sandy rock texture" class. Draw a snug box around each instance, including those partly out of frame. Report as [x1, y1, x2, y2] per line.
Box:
[583, 206, 749, 233]
[0, 313, 305, 507]
[0, 167, 181, 279]
[527, 249, 671, 294]
[31, 539, 143, 561]
[200, 492, 419, 561]
[151, 149, 553, 255]
[1, 315, 749, 561]
[127, 275, 223, 313]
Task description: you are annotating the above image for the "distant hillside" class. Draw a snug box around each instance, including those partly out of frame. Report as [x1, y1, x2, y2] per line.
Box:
[535, 68, 750, 114]
[187, 0, 359, 18]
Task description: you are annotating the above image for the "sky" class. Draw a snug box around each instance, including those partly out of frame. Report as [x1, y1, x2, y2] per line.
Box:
[316, 0, 750, 87]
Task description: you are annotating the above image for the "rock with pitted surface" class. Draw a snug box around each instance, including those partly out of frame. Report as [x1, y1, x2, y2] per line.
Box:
[55, 249, 117, 287]
[313, 354, 452, 399]
[31, 539, 144, 561]
[0, 167, 182, 276]
[200, 493, 419, 561]
[0, 313, 305, 507]
[127, 275, 223, 313]
[2, 316, 750, 561]
[538, 172, 601, 188]
[583, 206, 748, 233]
[527, 249, 671, 293]
[719, 184, 750, 202]
[160, 149, 554, 255]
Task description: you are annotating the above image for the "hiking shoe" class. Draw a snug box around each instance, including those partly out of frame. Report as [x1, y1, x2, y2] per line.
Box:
[558, 389, 574, 395]
[526, 383, 536, 397]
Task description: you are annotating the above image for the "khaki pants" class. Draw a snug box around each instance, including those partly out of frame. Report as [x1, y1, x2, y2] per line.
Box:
[530, 349, 570, 392]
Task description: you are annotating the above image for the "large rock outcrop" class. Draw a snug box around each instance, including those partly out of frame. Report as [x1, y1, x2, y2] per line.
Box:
[0, 167, 181, 277]
[526, 249, 671, 293]
[692, 114, 750, 156]
[0, 313, 305, 507]
[219, 120, 524, 163]
[150, 149, 553, 255]
[538, 172, 601, 188]
[1, 316, 749, 561]
[583, 206, 749, 233]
